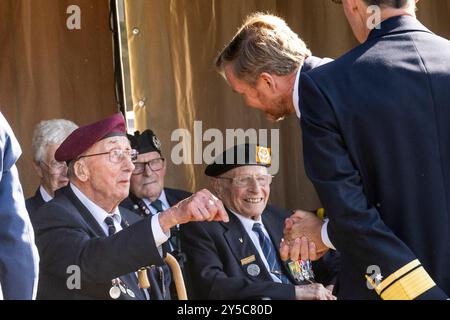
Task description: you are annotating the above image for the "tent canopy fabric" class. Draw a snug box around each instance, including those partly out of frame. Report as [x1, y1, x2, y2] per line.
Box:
[1, 0, 449, 209]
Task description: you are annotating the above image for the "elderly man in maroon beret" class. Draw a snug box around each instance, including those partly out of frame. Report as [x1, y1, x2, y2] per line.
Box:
[30, 113, 228, 300]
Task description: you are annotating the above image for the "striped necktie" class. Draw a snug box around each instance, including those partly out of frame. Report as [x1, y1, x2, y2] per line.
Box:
[252, 223, 290, 284]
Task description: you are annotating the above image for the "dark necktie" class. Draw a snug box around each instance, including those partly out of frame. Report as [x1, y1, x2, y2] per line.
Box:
[105, 216, 150, 299]
[252, 223, 291, 284]
[104, 216, 116, 236]
[150, 199, 164, 213]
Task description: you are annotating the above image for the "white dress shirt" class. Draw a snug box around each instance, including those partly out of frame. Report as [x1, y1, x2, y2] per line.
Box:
[39, 185, 53, 202]
[143, 190, 170, 216]
[292, 67, 302, 119]
[292, 69, 336, 251]
[231, 211, 282, 283]
[70, 183, 169, 248]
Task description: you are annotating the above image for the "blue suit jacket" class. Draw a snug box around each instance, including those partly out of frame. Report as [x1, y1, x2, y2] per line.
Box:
[26, 188, 46, 218]
[181, 205, 339, 300]
[300, 16, 450, 300]
[31, 185, 168, 300]
[0, 112, 39, 299]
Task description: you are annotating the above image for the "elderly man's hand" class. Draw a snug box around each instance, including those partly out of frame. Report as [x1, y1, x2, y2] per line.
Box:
[281, 210, 329, 261]
[159, 189, 229, 232]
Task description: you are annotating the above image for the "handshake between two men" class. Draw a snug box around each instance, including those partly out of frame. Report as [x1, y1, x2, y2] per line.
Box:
[280, 210, 329, 262]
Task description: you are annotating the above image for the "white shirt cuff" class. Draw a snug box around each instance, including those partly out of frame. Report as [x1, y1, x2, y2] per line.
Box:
[151, 213, 170, 248]
[321, 219, 336, 250]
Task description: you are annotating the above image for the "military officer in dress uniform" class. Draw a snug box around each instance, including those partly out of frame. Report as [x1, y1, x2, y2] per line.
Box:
[31, 113, 228, 300]
[216, 4, 450, 299]
[181, 144, 338, 300]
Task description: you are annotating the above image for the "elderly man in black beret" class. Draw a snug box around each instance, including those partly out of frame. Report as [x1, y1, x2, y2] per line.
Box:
[181, 143, 338, 300]
[121, 129, 192, 297]
[31, 113, 228, 300]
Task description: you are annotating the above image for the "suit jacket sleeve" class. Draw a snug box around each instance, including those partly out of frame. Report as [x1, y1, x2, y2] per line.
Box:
[299, 73, 447, 300]
[181, 222, 295, 300]
[0, 114, 40, 300]
[33, 201, 165, 284]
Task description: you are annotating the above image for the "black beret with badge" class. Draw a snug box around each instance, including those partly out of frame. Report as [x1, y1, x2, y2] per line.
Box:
[205, 143, 271, 177]
[127, 129, 162, 155]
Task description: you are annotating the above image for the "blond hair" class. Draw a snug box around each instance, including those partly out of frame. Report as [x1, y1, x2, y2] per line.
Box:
[216, 13, 311, 85]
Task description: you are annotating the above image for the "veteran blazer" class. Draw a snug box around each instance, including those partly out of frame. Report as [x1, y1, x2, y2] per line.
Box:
[31, 185, 167, 300]
[181, 205, 339, 300]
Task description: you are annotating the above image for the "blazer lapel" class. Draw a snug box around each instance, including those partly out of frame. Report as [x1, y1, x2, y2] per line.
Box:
[222, 210, 274, 282]
[62, 186, 107, 237]
[262, 207, 297, 284]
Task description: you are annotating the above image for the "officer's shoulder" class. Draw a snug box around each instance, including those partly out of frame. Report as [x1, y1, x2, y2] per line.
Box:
[306, 41, 375, 83]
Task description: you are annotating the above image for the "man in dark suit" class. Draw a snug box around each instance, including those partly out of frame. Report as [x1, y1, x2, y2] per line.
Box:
[31, 113, 228, 300]
[216, 4, 450, 299]
[26, 119, 78, 216]
[215, 13, 331, 123]
[120, 129, 192, 297]
[121, 130, 191, 249]
[283, 0, 450, 300]
[181, 144, 337, 300]
[0, 112, 39, 300]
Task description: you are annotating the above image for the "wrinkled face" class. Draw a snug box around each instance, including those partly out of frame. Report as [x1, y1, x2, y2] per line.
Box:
[130, 151, 166, 201]
[224, 64, 291, 122]
[81, 136, 135, 206]
[214, 165, 271, 220]
[37, 143, 70, 194]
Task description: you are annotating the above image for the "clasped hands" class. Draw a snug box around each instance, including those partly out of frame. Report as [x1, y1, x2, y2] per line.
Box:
[281, 210, 335, 300]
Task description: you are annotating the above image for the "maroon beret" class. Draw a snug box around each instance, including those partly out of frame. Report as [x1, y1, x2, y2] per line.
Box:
[55, 112, 127, 162]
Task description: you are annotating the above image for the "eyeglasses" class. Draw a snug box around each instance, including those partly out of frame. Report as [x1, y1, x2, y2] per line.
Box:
[132, 157, 165, 175]
[217, 173, 273, 188]
[40, 161, 68, 174]
[331, 0, 342, 4]
[77, 148, 138, 164]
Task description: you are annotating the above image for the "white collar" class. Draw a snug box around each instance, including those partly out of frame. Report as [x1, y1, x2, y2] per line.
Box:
[70, 183, 122, 229]
[292, 67, 302, 119]
[39, 185, 53, 202]
[143, 189, 169, 212]
[229, 208, 264, 231]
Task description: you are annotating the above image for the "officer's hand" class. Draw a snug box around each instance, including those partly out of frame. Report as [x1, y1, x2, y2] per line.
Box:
[294, 283, 336, 300]
[280, 237, 317, 261]
[282, 210, 328, 261]
[159, 189, 229, 232]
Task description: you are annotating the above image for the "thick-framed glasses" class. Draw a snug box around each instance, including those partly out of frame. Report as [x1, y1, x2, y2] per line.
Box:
[77, 148, 138, 164]
[40, 161, 68, 174]
[217, 173, 273, 188]
[132, 157, 165, 175]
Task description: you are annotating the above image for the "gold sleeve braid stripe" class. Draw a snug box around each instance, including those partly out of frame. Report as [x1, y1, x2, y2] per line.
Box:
[365, 259, 436, 300]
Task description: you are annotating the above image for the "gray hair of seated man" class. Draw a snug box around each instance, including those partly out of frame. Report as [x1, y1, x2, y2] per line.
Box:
[32, 119, 78, 163]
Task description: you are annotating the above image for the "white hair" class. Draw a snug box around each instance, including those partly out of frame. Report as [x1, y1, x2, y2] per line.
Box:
[32, 119, 78, 163]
